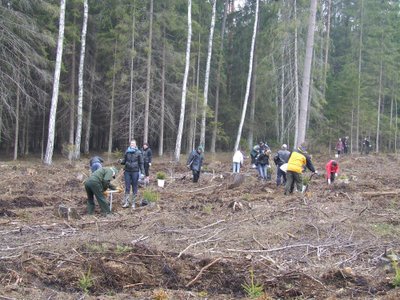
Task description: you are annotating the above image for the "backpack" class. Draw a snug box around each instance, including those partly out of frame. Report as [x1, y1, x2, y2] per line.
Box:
[273, 154, 283, 166]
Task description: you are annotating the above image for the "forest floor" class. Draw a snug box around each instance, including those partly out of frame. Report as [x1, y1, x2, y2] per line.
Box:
[1, 152, 400, 299]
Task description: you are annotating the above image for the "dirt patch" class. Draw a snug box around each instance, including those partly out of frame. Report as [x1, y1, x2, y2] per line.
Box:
[1, 154, 400, 299]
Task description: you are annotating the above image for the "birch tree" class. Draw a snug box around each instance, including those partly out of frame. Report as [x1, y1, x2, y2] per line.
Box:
[297, 0, 317, 146]
[234, 0, 259, 151]
[174, 0, 192, 162]
[44, 0, 66, 165]
[129, 2, 136, 142]
[73, 0, 88, 159]
[199, 0, 217, 149]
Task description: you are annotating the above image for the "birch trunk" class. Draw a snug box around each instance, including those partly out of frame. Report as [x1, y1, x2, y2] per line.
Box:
[322, 0, 331, 97]
[248, 51, 257, 150]
[68, 23, 76, 161]
[211, 0, 228, 153]
[297, 0, 317, 146]
[159, 26, 166, 157]
[44, 0, 66, 165]
[107, 39, 118, 156]
[199, 0, 217, 149]
[143, 0, 153, 143]
[174, 0, 192, 162]
[74, 0, 88, 159]
[234, 0, 259, 151]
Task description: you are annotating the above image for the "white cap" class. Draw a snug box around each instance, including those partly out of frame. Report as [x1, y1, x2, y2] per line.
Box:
[282, 144, 287, 149]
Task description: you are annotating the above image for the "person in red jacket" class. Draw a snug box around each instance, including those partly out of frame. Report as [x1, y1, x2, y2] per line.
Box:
[325, 160, 339, 185]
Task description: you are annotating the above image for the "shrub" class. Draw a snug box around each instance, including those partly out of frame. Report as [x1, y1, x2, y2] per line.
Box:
[156, 171, 166, 180]
[392, 261, 400, 287]
[142, 188, 159, 203]
[242, 268, 264, 298]
[79, 267, 93, 294]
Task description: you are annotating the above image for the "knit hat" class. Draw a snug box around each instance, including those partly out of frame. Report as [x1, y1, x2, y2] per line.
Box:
[197, 146, 204, 152]
[282, 144, 287, 150]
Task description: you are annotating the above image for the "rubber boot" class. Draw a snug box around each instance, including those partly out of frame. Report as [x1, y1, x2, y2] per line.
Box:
[131, 194, 136, 209]
[122, 194, 130, 208]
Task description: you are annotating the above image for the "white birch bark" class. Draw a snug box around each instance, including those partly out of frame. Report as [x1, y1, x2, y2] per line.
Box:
[74, 0, 88, 159]
[376, 59, 383, 153]
[356, 0, 364, 152]
[293, 0, 300, 147]
[107, 39, 118, 156]
[159, 26, 166, 157]
[174, 0, 192, 162]
[13, 74, 20, 161]
[234, 0, 259, 151]
[44, 0, 66, 165]
[297, 0, 317, 146]
[199, 0, 217, 149]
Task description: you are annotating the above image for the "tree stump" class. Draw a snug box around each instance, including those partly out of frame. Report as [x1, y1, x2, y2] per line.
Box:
[54, 204, 81, 220]
[227, 173, 245, 189]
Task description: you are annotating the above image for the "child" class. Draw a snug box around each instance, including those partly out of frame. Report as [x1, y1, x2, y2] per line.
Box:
[325, 160, 339, 185]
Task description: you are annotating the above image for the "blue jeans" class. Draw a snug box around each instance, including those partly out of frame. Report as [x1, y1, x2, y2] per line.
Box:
[124, 171, 139, 195]
[232, 162, 241, 173]
[257, 164, 267, 179]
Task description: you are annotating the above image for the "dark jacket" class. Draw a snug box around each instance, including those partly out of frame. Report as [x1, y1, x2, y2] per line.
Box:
[274, 149, 290, 166]
[187, 150, 203, 172]
[121, 147, 144, 173]
[90, 156, 104, 166]
[142, 147, 152, 164]
[87, 167, 117, 191]
[256, 152, 270, 165]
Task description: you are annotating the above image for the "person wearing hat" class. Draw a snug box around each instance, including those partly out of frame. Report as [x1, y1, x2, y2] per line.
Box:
[84, 167, 118, 216]
[187, 146, 204, 183]
[274, 144, 291, 186]
[285, 142, 317, 195]
[325, 160, 339, 185]
[120, 139, 145, 208]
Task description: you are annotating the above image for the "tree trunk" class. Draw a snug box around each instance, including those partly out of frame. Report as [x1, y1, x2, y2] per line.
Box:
[129, 2, 136, 142]
[293, 0, 300, 147]
[322, 0, 331, 98]
[74, 0, 88, 159]
[159, 25, 166, 157]
[84, 50, 96, 155]
[280, 43, 285, 144]
[297, 0, 317, 146]
[234, 0, 259, 151]
[199, 0, 217, 149]
[395, 94, 398, 153]
[68, 20, 76, 161]
[13, 74, 20, 161]
[174, 0, 192, 162]
[143, 0, 153, 143]
[44, 0, 66, 165]
[376, 58, 383, 153]
[248, 51, 257, 151]
[108, 39, 118, 156]
[211, 0, 228, 153]
[356, 0, 364, 152]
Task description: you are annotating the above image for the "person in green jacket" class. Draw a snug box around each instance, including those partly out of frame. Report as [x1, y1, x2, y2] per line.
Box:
[84, 167, 118, 215]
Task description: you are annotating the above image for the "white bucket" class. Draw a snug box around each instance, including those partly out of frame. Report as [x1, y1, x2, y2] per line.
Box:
[280, 163, 288, 173]
[335, 154, 339, 158]
[157, 179, 165, 188]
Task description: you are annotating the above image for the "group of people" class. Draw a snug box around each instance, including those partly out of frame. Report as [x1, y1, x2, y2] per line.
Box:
[85, 140, 152, 216]
[336, 136, 372, 156]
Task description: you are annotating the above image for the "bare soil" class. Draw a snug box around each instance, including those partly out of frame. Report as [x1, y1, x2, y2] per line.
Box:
[1, 153, 400, 299]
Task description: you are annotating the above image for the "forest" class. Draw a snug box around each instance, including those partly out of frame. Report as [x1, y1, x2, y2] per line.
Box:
[1, 0, 400, 161]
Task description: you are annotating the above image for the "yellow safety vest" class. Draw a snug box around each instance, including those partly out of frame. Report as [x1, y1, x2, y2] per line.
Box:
[287, 150, 306, 174]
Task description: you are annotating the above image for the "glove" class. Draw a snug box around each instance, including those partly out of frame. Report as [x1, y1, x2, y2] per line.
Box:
[149, 163, 151, 166]
[327, 179, 331, 185]
[314, 170, 318, 175]
[335, 173, 338, 177]
[118, 158, 123, 163]
[267, 165, 271, 169]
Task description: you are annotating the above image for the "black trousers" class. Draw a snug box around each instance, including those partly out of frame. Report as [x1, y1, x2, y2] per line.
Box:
[192, 170, 200, 182]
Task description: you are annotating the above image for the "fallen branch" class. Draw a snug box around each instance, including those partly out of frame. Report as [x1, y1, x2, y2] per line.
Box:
[182, 183, 223, 193]
[185, 257, 222, 287]
[177, 230, 224, 258]
[362, 190, 400, 197]
[226, 243, 334, 253]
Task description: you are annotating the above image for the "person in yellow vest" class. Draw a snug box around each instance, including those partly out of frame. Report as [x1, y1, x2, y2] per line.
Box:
[284, 142, 317, 195]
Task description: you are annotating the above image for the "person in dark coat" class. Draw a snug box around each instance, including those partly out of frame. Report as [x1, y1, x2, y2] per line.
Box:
[187, 146, 204, 183]
[256, 148, 271, 181]
[84, 167, 118, 216]
[274, 144, 290, 186]
[250, 145, 260, 168]
[142, 142, 152, 185]
[89, 156, 104, 173]
[361, 137, 371, 155]
[120, 140, 144, 208]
